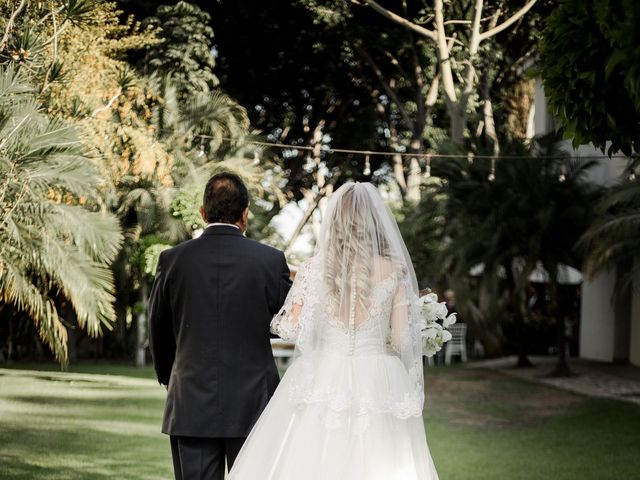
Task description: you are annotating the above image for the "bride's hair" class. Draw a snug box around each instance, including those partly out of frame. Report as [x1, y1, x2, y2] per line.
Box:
[322, 183, 393, 314]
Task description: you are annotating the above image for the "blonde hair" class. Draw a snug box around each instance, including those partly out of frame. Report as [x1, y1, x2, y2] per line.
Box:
[322, 185, 387, 314]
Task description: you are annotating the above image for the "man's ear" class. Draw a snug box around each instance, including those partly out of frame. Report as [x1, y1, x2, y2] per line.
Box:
[242, 207, 249, 224]
[199, 206, 207, 223]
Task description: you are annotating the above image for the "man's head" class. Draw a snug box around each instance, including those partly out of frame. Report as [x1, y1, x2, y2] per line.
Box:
[200, 172, 249, 232]
[444, 289, 455, 302]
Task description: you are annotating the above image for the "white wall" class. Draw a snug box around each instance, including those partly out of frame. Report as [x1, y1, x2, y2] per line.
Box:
[580, 270, 617, 361]
[533, 78, 553, 135]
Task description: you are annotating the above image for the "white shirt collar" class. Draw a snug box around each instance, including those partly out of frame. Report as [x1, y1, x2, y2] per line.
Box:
[206, 222, 240, 230]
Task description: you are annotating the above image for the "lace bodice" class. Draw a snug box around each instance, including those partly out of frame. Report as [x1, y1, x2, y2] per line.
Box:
[319, 274, 399, 356]
[271, 258, 405, 357]
[270, 256, 424, 420]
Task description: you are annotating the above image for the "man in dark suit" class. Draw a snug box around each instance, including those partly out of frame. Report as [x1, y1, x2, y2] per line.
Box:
[148, 172, 292, 480]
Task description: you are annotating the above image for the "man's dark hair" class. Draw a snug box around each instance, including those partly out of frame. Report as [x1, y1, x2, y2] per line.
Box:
[202, 172, 249, 224]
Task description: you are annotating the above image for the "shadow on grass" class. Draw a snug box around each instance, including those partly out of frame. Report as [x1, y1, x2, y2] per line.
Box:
[1, 454, 85, 480]
[1, 362, 157, 380]
[7, 394, 166, 426]
[0, 423, 172, 479]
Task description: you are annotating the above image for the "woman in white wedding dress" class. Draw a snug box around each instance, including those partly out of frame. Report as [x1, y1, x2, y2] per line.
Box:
[228, 182, 439, 480]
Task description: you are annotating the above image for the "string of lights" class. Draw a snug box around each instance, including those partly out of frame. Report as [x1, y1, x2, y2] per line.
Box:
[194, 134, 632, 161]
[194, 134, 636, 182]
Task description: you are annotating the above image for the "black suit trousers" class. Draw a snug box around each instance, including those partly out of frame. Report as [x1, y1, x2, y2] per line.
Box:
[170, 436, 246, 480]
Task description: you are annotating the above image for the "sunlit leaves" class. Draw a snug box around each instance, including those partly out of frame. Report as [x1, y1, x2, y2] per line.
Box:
[0, 66, 123, 363]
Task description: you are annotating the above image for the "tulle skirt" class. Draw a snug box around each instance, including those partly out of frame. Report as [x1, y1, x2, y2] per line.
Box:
[228, 352, 439, 480]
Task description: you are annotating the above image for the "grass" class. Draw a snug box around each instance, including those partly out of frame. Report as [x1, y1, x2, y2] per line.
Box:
[0, 364, 171, 480]
[424, 367, 640, 480]
[1, 363, 639, 479]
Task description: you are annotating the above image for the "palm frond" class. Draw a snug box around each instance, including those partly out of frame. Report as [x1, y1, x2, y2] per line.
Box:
[580, 180, 640, 291]
[46, 203, 123, 263]
[0, 260, 68, 362]
[0, 66, 122, 363]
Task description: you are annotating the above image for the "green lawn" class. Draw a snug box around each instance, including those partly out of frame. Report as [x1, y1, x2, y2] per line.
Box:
[1, 363, 639, 479]
[0, 365, 171, 480]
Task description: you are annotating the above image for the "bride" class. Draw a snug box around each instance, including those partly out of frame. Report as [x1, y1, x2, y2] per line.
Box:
[228, 182, 439, 479]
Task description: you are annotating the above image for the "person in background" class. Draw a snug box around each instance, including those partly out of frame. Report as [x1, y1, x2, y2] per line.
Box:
[444, 289, 460, 322]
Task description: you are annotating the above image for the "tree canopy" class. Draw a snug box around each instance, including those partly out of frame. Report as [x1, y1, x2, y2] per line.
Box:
[539, 0, 640, 156]
[141, 1, 219, 100]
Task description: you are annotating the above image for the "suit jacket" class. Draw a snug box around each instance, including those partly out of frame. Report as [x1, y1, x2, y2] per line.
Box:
[148, 225, 292, 438]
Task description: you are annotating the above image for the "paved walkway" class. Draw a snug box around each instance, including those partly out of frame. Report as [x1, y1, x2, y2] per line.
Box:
[470, 356, 640, 406]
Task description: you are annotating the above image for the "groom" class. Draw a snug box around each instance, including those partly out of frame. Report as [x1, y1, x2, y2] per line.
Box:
[148, 172, 292, 480]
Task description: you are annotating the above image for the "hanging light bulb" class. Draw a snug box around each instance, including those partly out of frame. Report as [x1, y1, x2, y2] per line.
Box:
[253, 150, 261, 165]
[558, 164, 566, 182]
[467, 152, 475, 164]
[488, 157, 496, 181]
[197, 142, 206, 158]
[629, 171, 637, 181]
[363, 154, 371, 176]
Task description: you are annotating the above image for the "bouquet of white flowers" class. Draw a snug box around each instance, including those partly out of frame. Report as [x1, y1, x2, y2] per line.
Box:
[419, 291, 457, 357]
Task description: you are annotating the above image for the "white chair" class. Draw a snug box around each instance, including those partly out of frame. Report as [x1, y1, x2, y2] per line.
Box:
[271, 338, 295, 369]
[445, 324, 468, 365]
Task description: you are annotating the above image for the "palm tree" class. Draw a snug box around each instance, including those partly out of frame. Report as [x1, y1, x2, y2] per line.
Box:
[0, 65, 122, 363]
[436, 137, 600, 374]
[580, 177, 640, 294]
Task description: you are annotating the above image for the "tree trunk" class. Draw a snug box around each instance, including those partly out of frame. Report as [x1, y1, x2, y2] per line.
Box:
[113, 250, 131, 349]
[285, 191, 322, 256]
[136, 282, 148, 367]
[482, 80, 500, 156]
[364, 0, 539, 146]
[6, 310, 13, 363]
[449, 105, 466, 145]
[67, 326, 77, 363]
[406, 157, 421, 203]
[63, 301, 78, 363]
[389, 126, 408, 195]
[547, 270, 575, 377]
[505, 260, 533, 367]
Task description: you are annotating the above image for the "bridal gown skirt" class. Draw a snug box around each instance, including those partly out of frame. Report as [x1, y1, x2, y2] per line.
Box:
[228, 353, 439, 480]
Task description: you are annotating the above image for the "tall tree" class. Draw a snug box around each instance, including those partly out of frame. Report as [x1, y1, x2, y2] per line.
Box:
[0, 65, 122, 363]
[141, 1, 219, 101]
[359, 0, 540, 144]
[204, 0, 548, 206]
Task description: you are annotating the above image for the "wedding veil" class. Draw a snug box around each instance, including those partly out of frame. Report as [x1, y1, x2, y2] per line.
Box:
[272, 182, 425, 418]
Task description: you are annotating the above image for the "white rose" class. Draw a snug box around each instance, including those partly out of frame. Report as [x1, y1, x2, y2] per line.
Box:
[425, 292, 438, 303]
[423, 326, 439, 340]
[421, 303, 438, 322]
[443, 313, 457, 328]
[434, 302, 448, 319]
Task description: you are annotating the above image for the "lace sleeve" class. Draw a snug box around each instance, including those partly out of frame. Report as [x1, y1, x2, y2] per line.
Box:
[270, 260, 310, 342]
[389, 277, 413, 353]
[389, 277, 425, 413]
